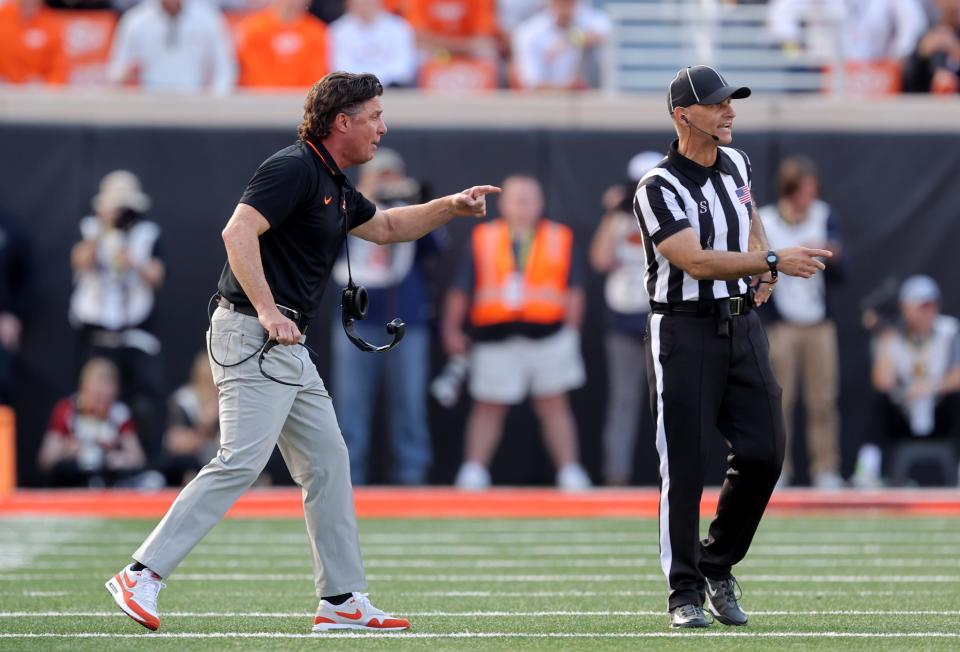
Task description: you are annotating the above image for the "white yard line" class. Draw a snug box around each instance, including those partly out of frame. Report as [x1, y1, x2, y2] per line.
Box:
[5, 572, 960, 583]
[2, 588, 929, 598]
[3, 524, 959, 543]
[0, 520, 102, 571]
[6, 531, 960, 545]
[3, 609, 960, 618]
[14, 557, 960, 571]
[3, 543, 958, 558]
[0, 632, 958, 640]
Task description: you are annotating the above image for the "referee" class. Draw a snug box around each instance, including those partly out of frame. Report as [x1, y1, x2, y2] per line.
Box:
[634, 66, 831, 628]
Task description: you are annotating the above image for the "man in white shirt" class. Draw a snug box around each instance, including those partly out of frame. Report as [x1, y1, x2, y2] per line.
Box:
[330, 0, 417, 87]
[108, 0, 236, 94]
[854, 276, 960, 486]
[768, 0, 927, 61]
[512, 0, 611, 90]
[759, 157, 844, 489]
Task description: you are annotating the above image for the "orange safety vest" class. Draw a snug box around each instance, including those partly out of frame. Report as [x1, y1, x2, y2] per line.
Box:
[470, 219, 572, 327]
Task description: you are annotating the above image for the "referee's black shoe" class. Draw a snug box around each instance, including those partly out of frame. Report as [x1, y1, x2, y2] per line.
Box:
[705, 576, 748, 626]
[669, 603, 710, 628]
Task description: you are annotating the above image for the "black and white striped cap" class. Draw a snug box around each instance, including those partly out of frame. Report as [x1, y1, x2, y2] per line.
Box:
[667, 66, 751, 113]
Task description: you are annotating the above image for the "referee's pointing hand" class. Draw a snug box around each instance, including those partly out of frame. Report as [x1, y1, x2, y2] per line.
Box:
[777, 247, 833, 279]
[453, 185, 502, 217]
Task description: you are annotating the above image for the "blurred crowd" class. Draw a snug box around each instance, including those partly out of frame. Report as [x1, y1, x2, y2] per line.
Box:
[2, 142, 958, 490]
[0, 0, 613, 92]
[1, 0, 960, 94]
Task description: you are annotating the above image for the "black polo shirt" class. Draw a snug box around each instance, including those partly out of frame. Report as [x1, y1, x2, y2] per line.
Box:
[218, 140, 377, 314]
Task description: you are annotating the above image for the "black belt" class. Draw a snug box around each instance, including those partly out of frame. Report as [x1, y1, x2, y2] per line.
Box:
[217, 296, 310, 333]
[651, 295, 751, 317]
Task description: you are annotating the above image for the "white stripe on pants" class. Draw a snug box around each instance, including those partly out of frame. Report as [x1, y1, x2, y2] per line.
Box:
[134, 307, 366, 597]
[648, 314, 673, 591]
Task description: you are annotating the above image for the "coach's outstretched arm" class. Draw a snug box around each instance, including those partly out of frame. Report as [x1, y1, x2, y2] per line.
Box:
[351, 185, 501, 245]
[656, 228, 831, 283]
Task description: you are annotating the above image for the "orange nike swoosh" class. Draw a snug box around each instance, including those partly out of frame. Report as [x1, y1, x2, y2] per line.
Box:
[335, 609, 363, 620]
[324, 195, 333, 205]
[121, 573, 137, 589]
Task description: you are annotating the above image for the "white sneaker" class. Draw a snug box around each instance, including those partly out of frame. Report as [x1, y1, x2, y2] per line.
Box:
[105, 564, 165, 631]
[313, 592, 410, 632]
[455, 461, 490, 490]
[851, 471, 883, 489]
[557, 463, 591, 491]
[813, 471, 845, 489]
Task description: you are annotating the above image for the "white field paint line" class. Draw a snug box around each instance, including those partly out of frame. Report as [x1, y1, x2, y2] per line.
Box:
[4, 610, 960, 618]
[0, 520, 102, 571]
[371, 589, 953, 598]
[19, 557, 960, 572]
[359, 573, 960, 583]
[0, 589, 939, 599]
[5, 530, 960, 546]
[1, 632, 959, 640]
[9, 530, 948, 543]
[1, 515, 956, 527]
[5, 543, 958, 558]
[5, 572, 960, 583]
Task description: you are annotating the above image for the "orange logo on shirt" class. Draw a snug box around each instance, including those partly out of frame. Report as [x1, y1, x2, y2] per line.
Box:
[324, 195, 333, 205]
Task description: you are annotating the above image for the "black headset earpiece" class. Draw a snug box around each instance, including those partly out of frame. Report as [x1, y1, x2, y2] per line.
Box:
[340, 283, 406, 353]
[341, 281, 368, 320]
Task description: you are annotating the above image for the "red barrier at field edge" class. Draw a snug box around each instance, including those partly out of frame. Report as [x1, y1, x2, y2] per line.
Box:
[1, 487, 959, 518]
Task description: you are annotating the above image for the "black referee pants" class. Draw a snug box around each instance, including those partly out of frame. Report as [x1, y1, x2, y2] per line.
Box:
[645, 310, 785, 611]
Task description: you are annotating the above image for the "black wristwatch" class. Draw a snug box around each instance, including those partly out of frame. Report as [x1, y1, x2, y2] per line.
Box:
[765, 250, 779, 281]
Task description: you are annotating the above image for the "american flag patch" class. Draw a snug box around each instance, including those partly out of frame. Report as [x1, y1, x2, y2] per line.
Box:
[735, 185, 752, 205]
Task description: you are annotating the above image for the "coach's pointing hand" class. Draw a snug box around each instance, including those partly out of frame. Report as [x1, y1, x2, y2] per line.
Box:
[260, 308, 301, 346]
[776, 247, 832, 279]
[453, 185, 501, 217]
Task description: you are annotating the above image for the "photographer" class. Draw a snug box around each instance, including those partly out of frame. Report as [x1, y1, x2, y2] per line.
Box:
[70, 170, 165, 453]
[331, 148, 445, 485]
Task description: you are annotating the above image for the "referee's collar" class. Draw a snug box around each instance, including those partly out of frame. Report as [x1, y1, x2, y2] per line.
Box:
[668, 140, 738, 185]
[303, 139, 347, 186]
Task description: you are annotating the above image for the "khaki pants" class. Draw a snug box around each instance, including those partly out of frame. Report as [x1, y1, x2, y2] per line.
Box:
[134, 307, 366, 597]
[767, 320, 840, 478]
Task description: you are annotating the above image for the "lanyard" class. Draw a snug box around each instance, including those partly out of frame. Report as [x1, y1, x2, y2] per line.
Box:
[510, 229, 536, 272]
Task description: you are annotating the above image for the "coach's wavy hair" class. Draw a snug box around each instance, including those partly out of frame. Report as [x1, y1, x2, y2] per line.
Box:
[298, 72, 384, 143]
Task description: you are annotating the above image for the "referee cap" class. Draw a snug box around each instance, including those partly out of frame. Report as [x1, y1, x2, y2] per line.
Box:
[667, 66, 751, 113]
[899, 275, 940, 305]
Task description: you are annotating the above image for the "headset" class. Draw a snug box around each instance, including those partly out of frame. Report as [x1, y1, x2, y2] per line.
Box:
[338, 193, 406, 353]
[681, 113, 720, 142]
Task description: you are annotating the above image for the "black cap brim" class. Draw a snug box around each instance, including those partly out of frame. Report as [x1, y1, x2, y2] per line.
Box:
[699, 85, 751, 105]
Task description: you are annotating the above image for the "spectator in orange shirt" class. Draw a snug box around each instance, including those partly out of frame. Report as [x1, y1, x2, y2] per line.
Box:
[0, 0, 68, 85]
[237, 0, 330, 89]
[404, 0, 497, 59]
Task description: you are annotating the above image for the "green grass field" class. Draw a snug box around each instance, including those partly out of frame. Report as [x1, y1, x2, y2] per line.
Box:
[1, 514, 959, 651]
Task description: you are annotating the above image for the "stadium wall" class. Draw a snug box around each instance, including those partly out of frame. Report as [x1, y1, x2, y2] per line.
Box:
[3, 94, 960, 488]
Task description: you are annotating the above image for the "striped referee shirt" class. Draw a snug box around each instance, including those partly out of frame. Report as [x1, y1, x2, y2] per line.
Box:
[634, 140, 754, 304]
